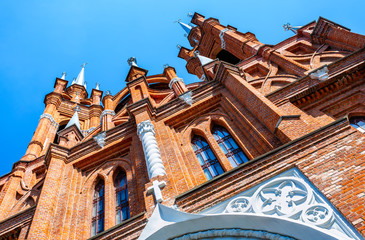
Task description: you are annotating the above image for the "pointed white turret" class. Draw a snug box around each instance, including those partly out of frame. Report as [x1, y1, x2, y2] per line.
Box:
[73, 63, 87, 87]
[95, 82, 100, 90]
[65, 106, 81, 131]
[60, 72, 66, 80]
[194, 51, 214, 66]
[198, 55, 214, 66]
[177, 20, 192, 35]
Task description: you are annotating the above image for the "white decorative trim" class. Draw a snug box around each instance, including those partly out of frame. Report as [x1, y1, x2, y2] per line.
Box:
[169, 77, 184, 89]
[179, 91, 193, 106]
[201, 168, 361, 240]
[93, 132, 106, 148]
[200, 74, 206, 81]
[310, 66, 329, 81]
[40, 113, 59, 127]
[219, 28, 232, 50]
[137, 120, 166, 178]
[173, 229, 295, 240]
[100, 110, 115, 120]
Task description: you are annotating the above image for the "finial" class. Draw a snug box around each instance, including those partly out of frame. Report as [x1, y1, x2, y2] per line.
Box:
[95, 82, 100, 90]
[81, 62, 88, 68]
[127, 57, 138, 67]
[163, 64, 169, 69]
[187, 12, 193, 18]
[176, 44, 182, 49]
[283, 23, 302, 33]
[61, 72, 66, 80]
[73, 105, 81, 112]
[194, 50, 200, 57]
[105, 90, 112, 96]
[72, 78, 76, 84]
[83, 81, 87, 89]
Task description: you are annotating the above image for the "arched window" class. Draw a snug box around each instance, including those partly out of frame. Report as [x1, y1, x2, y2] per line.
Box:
[192, 135, 224, 180]
[91, 179, 105, 236]
[212, 125, 248, 168]
[350, 116, 365, 133]
[114, 171, 130, 224]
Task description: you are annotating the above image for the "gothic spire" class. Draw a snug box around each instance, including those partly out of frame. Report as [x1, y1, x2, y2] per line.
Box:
[177, 20, 192, 35]
[73, 63, 87, 88]
[60, 72, 66, 80]
[65, 105, 81, 131]
[194, 51, 214, 65]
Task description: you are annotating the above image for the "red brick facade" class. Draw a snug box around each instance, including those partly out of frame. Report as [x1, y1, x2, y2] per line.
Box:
[0, 13, 364, 239]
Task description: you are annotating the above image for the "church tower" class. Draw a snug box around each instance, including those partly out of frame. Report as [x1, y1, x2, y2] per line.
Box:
[0, 13, 363, 240]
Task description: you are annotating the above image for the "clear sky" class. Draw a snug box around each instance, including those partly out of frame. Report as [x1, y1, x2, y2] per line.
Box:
[0, 0, 364, 176]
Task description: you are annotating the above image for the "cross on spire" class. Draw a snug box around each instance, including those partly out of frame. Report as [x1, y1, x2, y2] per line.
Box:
[81, 62, 88, 68]
[146, 180, 166, 203]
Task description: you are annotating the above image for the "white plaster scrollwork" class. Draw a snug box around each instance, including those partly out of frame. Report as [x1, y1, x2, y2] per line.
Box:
[179, 91, 193, 106]
[219, 28, 232, 50]
[302, 204, 334, 228]
[40, 113, 59, 127]
[225, 197, 251, 213]
[93, 132, 106, 148]
[100, 110, 115, 120]
[137, 120, 166, 178]
[169, 77, 184, 89]
[219, 170, 361, 240]
[253, 178, 311, 217]
[173, 229, 295, 240]
[310, 66, 329, 81]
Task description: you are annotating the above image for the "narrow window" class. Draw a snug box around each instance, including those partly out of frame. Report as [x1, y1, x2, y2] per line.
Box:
[350, 116, 365, 133]
[115, 171, 130, 225]
[212, 125, 249, 168]
[91, 179, 105, 236]
[192, 135, 224, 180]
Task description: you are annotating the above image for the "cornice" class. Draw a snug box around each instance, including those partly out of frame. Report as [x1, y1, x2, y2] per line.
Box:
[44, 92, 63, 107]
[44, 143, 70, 166]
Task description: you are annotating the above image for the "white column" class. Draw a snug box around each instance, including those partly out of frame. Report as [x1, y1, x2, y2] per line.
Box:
[137, 120, 167, 178]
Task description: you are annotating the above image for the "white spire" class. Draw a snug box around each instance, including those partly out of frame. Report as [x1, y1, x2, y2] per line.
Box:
[73, 63, 87, 87]
[198, 55, 214, 65]
[194, 50, 214, 66]
[65, 106, 81, 131]
[60, 72, 66, 80]
[95, 82, 100, 90]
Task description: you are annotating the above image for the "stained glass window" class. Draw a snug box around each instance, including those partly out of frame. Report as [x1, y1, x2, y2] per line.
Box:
[212, 125, 249, 168]
[192, 135, 224, 180]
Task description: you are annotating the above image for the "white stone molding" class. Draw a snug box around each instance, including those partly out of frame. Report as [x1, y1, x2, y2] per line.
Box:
[138, 203, 351, 240]
[199, 74, 206, 81]
[310, 66, 329, 81]
[200, 168, 360, 240]
[219, 28, 232, 50]
[100, 109, 115, 120]
[137, 120, 166, 178]
[40, 113, 59, 127]
[173, 229, 295, 240]
[179, 91, 193, 106]
[93, 132, 106, 148]
[146, 180, 166, 203]
[169, 77, 184, 89]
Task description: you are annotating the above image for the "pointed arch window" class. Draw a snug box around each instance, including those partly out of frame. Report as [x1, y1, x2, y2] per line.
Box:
[212, 125, 249, 168]
[192, 135, 224, 180]
[350, 116, 365, 133]
[91, 179, 105, 236]
[115, 171, 130, 224]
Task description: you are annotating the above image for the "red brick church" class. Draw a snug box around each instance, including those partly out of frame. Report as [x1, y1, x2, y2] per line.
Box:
[0, 12, 364, 240]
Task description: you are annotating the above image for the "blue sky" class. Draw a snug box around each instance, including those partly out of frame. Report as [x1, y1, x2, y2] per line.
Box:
[0, 0, 364, 176]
